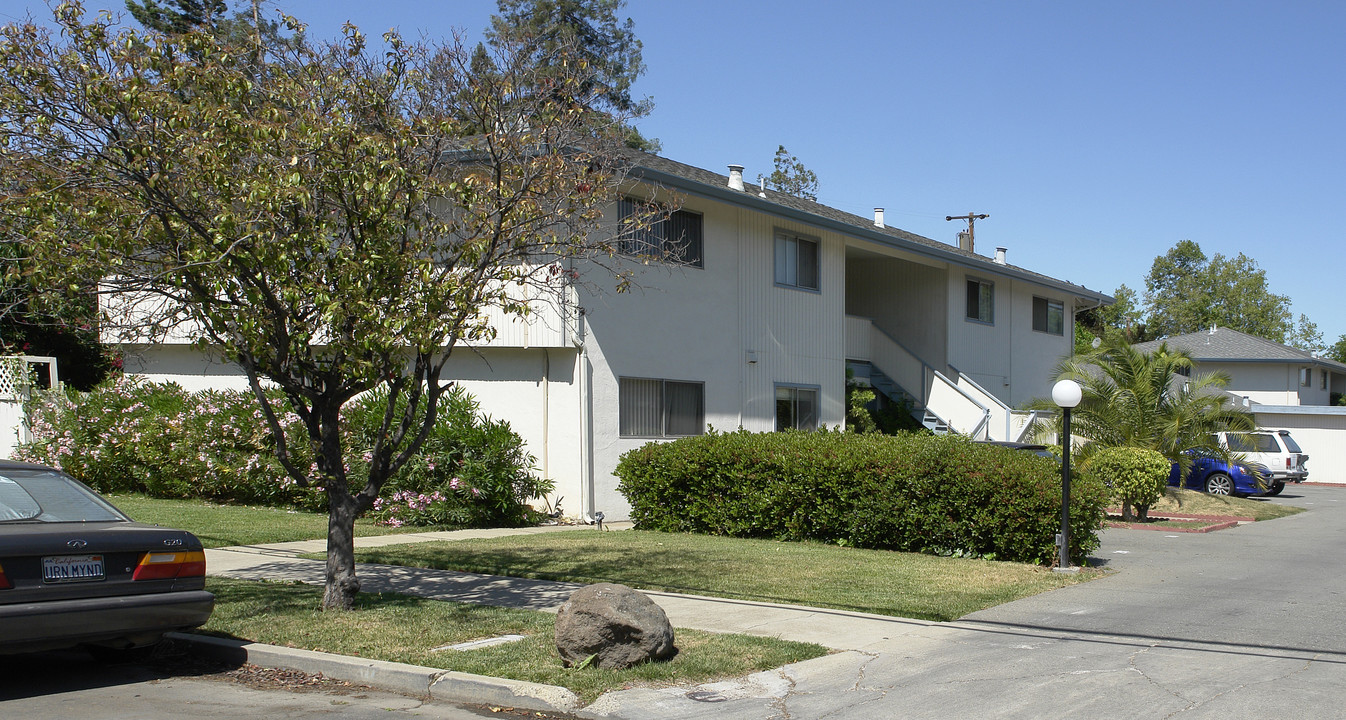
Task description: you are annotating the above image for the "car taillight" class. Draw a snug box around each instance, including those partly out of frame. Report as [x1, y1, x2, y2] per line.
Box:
[0, 562, 10, 589]
[1287, 458, 1293, 470]
[132, 550, 206, 580]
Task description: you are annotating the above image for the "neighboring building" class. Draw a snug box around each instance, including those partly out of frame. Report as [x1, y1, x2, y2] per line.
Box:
[1133, 326, 1346, 484]
[113, 151, 1114, 519]
[1132, 326, 1346, 407]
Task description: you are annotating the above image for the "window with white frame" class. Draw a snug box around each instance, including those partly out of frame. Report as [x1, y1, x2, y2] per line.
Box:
[773, 231, 819, 290]
[1032, 296, 1064, 335]
[618, 377, 705, 437]
[617, 198, 704, 268]
[775, 385, 819, 431]
[966, 278, 993, 324]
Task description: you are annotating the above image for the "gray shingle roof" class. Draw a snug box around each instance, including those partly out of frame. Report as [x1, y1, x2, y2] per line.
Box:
[618, 149, 1113, 304]
[1133, 326, 1346, 371]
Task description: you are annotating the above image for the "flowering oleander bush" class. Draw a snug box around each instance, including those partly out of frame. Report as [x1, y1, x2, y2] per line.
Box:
[16, 378, 548, 527]
[342, 386, 550, 528]
[17, 376, 312, 504]
[616, 429, 1107, 566]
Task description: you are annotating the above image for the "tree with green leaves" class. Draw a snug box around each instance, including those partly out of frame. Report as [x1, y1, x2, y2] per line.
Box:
[487, 0, 656, 151]
[1076, 283, 1148, 353]
[1329, 336, 1346, 364]
[764, 145, 819, 201]
[126, 0, 303, 58]
[0, 241, 115, 391]
[1031, 338, 1254, 483]
[125, 0, 226, 34]
[1287, 313, 1325, 354]
[0, 3, 654, 609]
[1143, 240, 1294, 341]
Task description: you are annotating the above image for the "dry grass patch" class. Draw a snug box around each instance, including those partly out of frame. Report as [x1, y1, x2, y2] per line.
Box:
[1151, 489, 1305, 521]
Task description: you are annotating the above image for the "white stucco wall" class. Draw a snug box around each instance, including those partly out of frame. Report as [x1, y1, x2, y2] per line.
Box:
[1250, 406, 1346, 485]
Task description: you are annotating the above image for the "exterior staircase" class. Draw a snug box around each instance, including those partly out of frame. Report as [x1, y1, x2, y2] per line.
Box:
[848, 360, 951, 434]
[845, 315, 1039, 442]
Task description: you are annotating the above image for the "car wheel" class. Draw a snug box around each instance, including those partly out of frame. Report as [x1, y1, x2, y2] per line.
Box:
[1266, 481, 1285, 497]
[1204, 473, 1234, 496]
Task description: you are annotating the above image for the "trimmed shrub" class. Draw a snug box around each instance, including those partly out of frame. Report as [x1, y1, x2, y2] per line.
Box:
[1087, 446, 1171, 521]
[16, 377, 547, 527]
[616, 429, 1107, 566]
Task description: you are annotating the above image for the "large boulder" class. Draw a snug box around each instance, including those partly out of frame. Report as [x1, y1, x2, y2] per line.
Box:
[554, 583, 676, 669]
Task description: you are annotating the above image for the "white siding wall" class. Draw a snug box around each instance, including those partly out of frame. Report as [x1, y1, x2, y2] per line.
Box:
[947, 269, 1012, 403]
[579, 196, 847, 520]
[1205, 362, 1305, 406]
[845, 254, 948, 370]
[946, 272, 1073, 408]
[1007, 285, 1076, 407]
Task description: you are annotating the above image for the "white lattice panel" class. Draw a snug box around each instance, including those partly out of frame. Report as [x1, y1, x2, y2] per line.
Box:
[0, 356, 26, 401]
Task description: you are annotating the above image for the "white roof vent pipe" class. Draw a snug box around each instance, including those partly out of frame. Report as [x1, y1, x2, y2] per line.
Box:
[874, 208, 885, 228]
[994, 247, 1007, 264]
[727, 164, 745, 191]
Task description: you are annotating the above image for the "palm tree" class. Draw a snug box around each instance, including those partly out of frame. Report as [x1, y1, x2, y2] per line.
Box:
[1031, 337, 1255, 466]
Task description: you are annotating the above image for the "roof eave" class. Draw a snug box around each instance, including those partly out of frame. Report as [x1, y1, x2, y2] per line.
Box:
[630, 165, 1114, 305]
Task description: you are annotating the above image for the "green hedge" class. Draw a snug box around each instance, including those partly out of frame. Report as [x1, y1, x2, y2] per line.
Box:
[616, 429, 1106, 566]
[16, 376, 549, 527]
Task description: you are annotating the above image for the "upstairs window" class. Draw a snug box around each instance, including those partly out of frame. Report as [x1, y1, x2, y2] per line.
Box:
[618, 198, 703, 268]
[775, 385, 819, 431]
[1300, 367, 1311, 387]
[619, 377, 705, 437]
[774, 231, 819, 290]
[966, 278, 994, 324]
[1032, 297, 1065, 335]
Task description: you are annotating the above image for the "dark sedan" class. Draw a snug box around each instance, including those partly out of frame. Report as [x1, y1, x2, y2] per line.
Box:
[0, 460, 214, 655]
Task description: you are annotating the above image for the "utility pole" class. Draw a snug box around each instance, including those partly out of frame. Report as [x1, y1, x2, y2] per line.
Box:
[946, 212, 988, 253]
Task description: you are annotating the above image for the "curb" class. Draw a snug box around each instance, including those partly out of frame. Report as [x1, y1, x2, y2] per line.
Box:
[1104, 519, 1240, 533]
[167, 632, 582, 714]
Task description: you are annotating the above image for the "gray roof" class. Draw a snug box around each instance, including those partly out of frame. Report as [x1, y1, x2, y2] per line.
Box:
[619, 149, 1113, 305]
[1133, 326, 1346, 372]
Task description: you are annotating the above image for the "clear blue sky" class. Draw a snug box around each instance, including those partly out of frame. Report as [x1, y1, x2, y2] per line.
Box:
[10, 1, 1345, 344]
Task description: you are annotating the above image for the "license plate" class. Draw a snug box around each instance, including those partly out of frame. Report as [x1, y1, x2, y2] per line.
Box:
[43, 555, 105, 583]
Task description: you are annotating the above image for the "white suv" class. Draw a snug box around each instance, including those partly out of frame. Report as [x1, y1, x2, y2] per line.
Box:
[1212, 430, 1308, 495]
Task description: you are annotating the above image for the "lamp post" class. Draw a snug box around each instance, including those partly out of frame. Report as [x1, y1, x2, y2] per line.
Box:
[1052, 379, 1082, 572]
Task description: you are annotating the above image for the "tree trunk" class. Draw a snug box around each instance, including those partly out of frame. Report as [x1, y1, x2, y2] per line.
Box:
[322, 494, 360, 610]
[1121, 501, 1134, 522]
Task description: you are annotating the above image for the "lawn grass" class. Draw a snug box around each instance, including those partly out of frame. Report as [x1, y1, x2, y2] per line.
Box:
[199, 577, 827, 704]
[1151, 489, 1305, 521]
[338, 529, 1102, 622]
[106, 493, 425, 548]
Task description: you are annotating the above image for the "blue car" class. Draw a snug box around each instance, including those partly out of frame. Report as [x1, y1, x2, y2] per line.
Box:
[1168, 449, 1269, 497]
